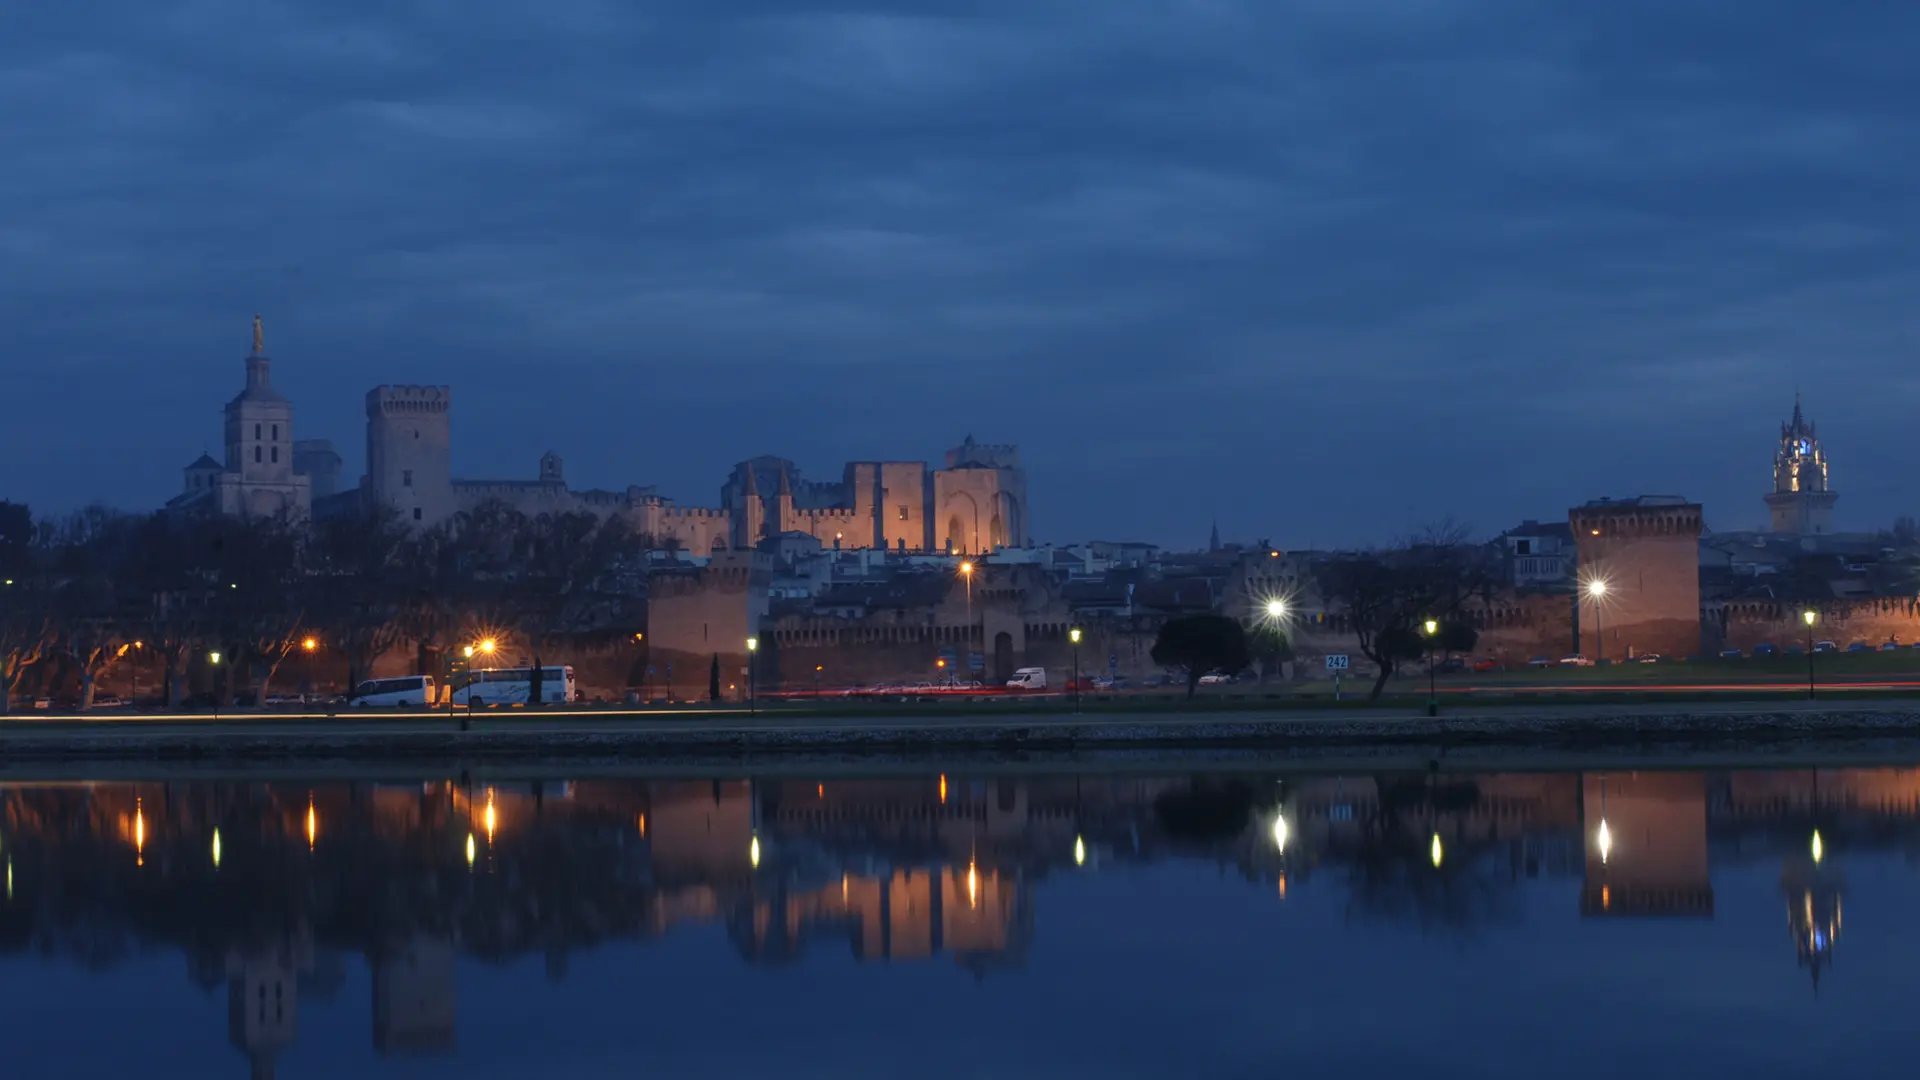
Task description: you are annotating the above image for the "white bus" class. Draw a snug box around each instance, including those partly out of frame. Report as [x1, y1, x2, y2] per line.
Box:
[451, 665, 577, 706]
[347, 675, 437, 708]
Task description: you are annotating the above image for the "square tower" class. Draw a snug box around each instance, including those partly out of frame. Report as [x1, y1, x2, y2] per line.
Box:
[366, 386, 454, 527]
[1570, 496, 1702, 661]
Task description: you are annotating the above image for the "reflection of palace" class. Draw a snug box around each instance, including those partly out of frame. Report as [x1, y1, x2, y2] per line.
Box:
[2, 767, 1919, 1072]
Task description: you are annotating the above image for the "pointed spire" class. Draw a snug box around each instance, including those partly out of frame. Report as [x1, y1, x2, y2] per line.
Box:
[742, 464, 760, 497]
[1792, 391, 1804, 431]
[1209, 519, 1221, 552]
[777, 462, 793, 499]
[251, 313, 265, 356]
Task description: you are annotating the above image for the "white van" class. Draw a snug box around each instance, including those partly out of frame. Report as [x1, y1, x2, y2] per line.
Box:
[347, 675, 437, 708]
[1006, 667, 1047, 691]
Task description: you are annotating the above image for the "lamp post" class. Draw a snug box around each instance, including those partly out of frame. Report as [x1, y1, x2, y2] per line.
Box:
[1069, 627, 1084, 713]
[1585, 580, 1607, 665]
[747, 636, 759, 716]
[960, 560, 975, 659]
[129, 640, 143, 708]
[209, 650, 222, 721]
[1803, 609, 1817, 699]
[1423, 619, 1439, 717]
[300, 637, 317, 701]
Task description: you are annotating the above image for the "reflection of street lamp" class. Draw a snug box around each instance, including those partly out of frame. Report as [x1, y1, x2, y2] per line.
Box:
[1803, 610, 1818, 698]
[1430, 832, 1444, 869]
[1585, 579, 1607, 665]
[1811, 829, 1824, 864]
[746, 637, 759, 715]
[1597, 819, 1613, 865]
[1423, 619, 1439, 717]
[1271, 813, 1290, 852]
[1069, 627, 1084, 713]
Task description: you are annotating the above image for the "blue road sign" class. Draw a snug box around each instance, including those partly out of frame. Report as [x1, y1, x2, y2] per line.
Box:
[968, 652, 985, 671]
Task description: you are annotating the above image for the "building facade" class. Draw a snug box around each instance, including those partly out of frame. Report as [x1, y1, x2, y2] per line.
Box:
[1570, 496, 1703, 661]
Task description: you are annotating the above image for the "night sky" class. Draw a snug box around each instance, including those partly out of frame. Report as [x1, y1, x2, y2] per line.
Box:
[4, 1, 1915, 547]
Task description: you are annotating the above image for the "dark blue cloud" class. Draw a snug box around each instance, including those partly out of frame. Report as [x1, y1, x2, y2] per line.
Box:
[1, 1, 1914, 544]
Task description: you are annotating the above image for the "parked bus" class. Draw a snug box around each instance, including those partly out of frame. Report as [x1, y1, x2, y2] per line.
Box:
[451, 666, 577, 706]
[346, 675, 437, 708]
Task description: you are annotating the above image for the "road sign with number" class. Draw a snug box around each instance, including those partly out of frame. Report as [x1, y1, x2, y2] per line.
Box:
[1325, 654, 1351, 671]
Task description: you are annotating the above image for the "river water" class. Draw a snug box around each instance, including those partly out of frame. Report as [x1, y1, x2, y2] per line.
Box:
[0, 765, 1914, 1078]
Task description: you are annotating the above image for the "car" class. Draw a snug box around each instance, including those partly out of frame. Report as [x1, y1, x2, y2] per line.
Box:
[1471, 658, 1499, 673]
[1720, 648, 1742, 659]
[1091, 675, 1117, 690]
[1437, 657, 1467, 674]
[1752, 643, 1778, 657]
[1527, 656, 1555, 669]
[1814, 640, 1838, 653]
[1198, 673, 1233, 685]
[1635, 654, 1664, 664]
[1881, 642, 1902, 652]
[1846, 642, 1871, 653]
[1559, 655, 1595, 667]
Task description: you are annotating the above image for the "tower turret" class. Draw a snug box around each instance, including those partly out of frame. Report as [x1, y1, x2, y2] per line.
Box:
[1765, 394, 1837, 534]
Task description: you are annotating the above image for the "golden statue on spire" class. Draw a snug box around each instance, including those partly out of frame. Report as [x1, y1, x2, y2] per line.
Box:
[251, 313, 264, 355]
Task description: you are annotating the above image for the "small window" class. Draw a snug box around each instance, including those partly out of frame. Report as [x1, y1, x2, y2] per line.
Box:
[898, 505, 909, 521]
[254, 446, 262, 464]
[271, 446, 278, 463]
[272, 424, 279, 440]
[413, 507, 423, 521]
[403, 469, 413, 487]
[1516, 539, 1531, 555]
[254, 423, 262, 439]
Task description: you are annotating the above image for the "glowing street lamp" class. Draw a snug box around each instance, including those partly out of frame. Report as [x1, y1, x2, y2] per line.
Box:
[1585, 579, 1608, 665]
[1069, 627, 1084, 713]
[1802, 610, 1818, 698]
[1423, 619, 1439, 717]
[1265, 598, 1287, 621]
[746, 636, 759, 715]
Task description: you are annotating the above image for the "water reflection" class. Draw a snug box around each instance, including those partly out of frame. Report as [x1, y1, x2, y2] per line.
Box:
[0, 767, 1917, 1074]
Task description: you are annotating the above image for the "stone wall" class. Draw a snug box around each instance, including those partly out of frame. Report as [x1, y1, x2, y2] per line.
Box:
[1572, 501, 1703, 660]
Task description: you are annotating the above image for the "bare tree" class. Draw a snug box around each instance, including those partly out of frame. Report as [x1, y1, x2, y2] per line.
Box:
[1316, 521, 1497, 699]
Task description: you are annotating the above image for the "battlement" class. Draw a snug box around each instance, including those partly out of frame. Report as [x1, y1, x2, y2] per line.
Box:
[944, 439, 1021, 470]
[367, 385, 451, 417]
[656, 506, 731, 522]
[1570, 497, 1702, 540]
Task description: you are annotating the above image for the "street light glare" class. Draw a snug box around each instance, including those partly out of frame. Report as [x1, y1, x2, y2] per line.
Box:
[1587, 580, 1607, 598]
[1803, 610, 1817, 626]
[302, 637, 317, 652]
[959, 561, 973, 575]
[1069, 627, 1083, 645]
[1265, 599, 1287, 619]
[1423, 619, 1438, 636]
[480, 638, 497, 654]
[747, 636, 759, 652]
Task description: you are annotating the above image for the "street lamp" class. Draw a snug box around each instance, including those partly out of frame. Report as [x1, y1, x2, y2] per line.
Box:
[1803, 609, 1817, 699]
[1585, 579, 1607, 665]
[1265, 598, 1287, 621]
[300, 636, 318, 701]
[1069, 627, 1084, 713]
[747, 636, 759, 715]
[959, 560, 975, 655]
[1423, 619, 1439, 717]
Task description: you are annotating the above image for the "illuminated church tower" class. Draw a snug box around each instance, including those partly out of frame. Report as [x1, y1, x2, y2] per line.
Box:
[1764, 395, 1836, 535]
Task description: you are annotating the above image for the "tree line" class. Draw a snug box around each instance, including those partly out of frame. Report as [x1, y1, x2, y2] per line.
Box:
[0, 499, 642, 711]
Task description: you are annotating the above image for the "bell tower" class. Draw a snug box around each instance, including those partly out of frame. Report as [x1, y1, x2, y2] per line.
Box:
[1764, 395, 1837, 535]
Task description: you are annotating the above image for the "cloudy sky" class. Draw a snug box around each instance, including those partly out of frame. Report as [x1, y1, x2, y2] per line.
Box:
[3, 0, 1915, 546]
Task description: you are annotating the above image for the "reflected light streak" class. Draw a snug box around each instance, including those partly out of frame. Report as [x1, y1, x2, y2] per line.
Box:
[939, 775, 947, 804]
[750, 835, 761, 869]
[1597, 820, 1612, 865]
[134, 799, 145, 867]
[1271, 814, 1289, 853]
[1429, 833, 1443, 869]
[465, 833, 476, 868]
[967, 861, 979, 908]
[307, 799, 318, 851]
[484, 790, 496, 844]
[212, 829, 222, 869]
[1074, 836, 1086, 866]
[1811, 830, 1824, 864]
[637, 813, 646, 838]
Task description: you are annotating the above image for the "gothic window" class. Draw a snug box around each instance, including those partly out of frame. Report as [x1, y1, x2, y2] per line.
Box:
[255, 446, 262, 464]
[403, 469, 414, 488]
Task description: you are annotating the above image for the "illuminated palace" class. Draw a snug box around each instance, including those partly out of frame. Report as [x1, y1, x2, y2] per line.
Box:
[170, 318, 1031, 555]
[1765, 394, 1837, 535]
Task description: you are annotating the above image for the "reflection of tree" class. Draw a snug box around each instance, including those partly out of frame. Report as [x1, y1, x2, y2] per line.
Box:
[1336, 774, 1522, 935]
